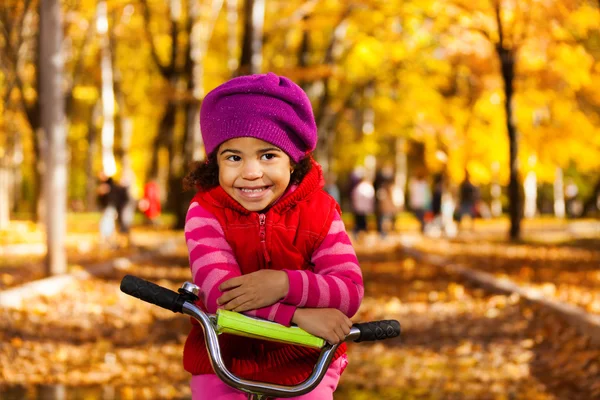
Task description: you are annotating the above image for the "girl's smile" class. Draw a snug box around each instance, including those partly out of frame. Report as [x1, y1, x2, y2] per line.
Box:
[217, 137, 293, 212]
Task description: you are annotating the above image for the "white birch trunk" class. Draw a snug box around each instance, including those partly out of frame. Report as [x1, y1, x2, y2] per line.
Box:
[189, 0, 224, 161]
[97, 0, 117, 177]
[524, 170, 537, 219]
[394, 137, 407, 210]
[250, 0, 264, 74]
[40, 0, 67, 275]
[554, 166, 565, 218]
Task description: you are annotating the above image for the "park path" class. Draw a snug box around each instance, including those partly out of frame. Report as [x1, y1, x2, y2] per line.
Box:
[337, 246, 557, 400]
[1, 228, 599, 399]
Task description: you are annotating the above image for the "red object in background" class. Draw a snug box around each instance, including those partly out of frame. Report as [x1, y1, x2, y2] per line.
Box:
[424, 211, 434, 223]
[140, 181, 161, 220]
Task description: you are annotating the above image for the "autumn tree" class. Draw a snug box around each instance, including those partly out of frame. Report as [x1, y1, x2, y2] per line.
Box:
[39, 0, 67, 275]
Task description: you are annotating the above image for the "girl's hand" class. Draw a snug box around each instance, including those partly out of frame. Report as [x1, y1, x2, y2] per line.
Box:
[217, 270, 289, 312]
[292, 308, 352, 345]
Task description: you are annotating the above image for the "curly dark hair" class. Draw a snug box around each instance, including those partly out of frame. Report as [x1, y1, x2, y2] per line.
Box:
[183, 153, 313, 192]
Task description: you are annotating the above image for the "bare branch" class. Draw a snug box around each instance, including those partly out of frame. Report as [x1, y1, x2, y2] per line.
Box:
[169, 6, 178, 75]
[0, 17, 15, 59]
[438, 1, 493, 44]
[3, 78, 15, 106]
[0, 3, 14, 38]
[14, 69, 38, 129]
[139, 0, 172, 77]
[322, 5, 353, 65]
[493, 0, 504, 49]
[16, 0, 34, 49]
[271, 0, 318, 31]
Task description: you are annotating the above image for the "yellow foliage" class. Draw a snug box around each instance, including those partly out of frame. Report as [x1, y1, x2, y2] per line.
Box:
[550, 44, 594, 90]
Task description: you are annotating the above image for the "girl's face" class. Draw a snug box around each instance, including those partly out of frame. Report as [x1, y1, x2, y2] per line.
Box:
[216, 137, 293, 212]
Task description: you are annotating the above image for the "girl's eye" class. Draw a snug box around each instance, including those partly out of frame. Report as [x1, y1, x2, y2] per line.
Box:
[261, 153, 276, 160]
[226, 155, 241, 162]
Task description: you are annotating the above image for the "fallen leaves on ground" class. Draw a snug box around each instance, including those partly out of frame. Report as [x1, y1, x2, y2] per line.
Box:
[1, 233, 600, 399]
[414, 237, 600, 315]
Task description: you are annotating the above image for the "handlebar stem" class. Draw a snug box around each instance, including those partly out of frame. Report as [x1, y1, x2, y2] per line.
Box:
[182, 302, 342, 398]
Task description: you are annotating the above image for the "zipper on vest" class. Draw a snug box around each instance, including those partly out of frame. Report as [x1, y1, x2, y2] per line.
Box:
[258, 213, 271, 264]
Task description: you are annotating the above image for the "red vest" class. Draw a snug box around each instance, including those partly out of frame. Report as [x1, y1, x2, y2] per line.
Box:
[183, 161, 347, 385]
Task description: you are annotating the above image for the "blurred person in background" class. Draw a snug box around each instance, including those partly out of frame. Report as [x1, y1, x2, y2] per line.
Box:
[408, 169, 431, 233]
[351, 174, 375, 240]
[117, 174, 136, 247]
[97, 172, 118, 248]
[374, 166, 398, 238]
[427, 173, 445, 236]
[373, 166, 392, 237]
[565, 178, 581, 218]
[454, 170, 478, 231]
[376, 174, 400, 239]
[426, 173, 458, 238]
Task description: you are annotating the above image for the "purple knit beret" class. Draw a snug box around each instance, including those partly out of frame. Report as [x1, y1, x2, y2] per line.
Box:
[200, 73, 317, 163]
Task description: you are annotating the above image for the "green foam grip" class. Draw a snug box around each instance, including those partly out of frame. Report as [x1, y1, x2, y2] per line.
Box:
[216, 309, 325, 349]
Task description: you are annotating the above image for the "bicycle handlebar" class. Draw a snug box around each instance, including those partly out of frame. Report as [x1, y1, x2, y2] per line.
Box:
[120, 275, 186, 312]
[120, 275, 401, 398]
[353, 320, 401, 342]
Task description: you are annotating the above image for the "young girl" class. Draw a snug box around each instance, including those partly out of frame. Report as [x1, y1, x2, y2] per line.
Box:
[182, 72, 364, 399]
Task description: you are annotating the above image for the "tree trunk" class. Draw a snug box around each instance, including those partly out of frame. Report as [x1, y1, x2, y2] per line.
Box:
[313, 10, 350, 171]
[580, 178, 600, 217]
[227, 0, 239, 73]
[97, 0, 117, 177]
[148, 100, 177, 181]
[523, 170, 537, 218]
[238, 0, 264, 75]
[553, 166, 565, 218]
[166, 0, 224, 230]
[490, 162, 502, 217]
[0, 161, 9, 229]
[394, 137, 407, 211]
[85, 102, 100, 211]
[297, 17, 311, 90]
[110, 13, 133, 184]
[314, 80, 331, 169]
[497, 45, 521, 240]
[34, 127, 47, 224]
[362, 82, 376, 179]
[40, 0, 67, 275]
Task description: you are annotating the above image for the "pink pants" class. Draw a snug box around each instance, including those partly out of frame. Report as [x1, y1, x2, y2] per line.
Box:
[190, 355, 348, 400]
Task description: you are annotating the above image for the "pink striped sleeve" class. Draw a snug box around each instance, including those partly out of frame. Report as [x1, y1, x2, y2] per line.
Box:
[185, 201, 296, 325]
[282, 211, 364, 317]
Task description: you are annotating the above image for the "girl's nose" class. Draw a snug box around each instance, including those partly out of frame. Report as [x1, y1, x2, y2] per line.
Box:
[241, 160, 262, 180]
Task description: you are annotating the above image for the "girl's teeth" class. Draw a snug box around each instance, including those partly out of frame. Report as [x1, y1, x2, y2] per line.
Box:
[241, 187, 264, 193]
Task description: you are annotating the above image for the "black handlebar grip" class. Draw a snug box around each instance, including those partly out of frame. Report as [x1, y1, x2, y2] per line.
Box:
[120, 275, 184, 313]
[353, 320, 401, 343]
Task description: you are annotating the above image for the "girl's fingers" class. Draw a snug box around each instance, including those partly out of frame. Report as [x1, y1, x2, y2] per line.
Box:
[223, 294, 249, 310]
[326, 334, 338, 345]
[333, 326, 345, 343]
[219, 276, 243, 291]
[232, 301, 254, 312]
[217, 288, 239, 305]
[342, 324, 351, 336]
